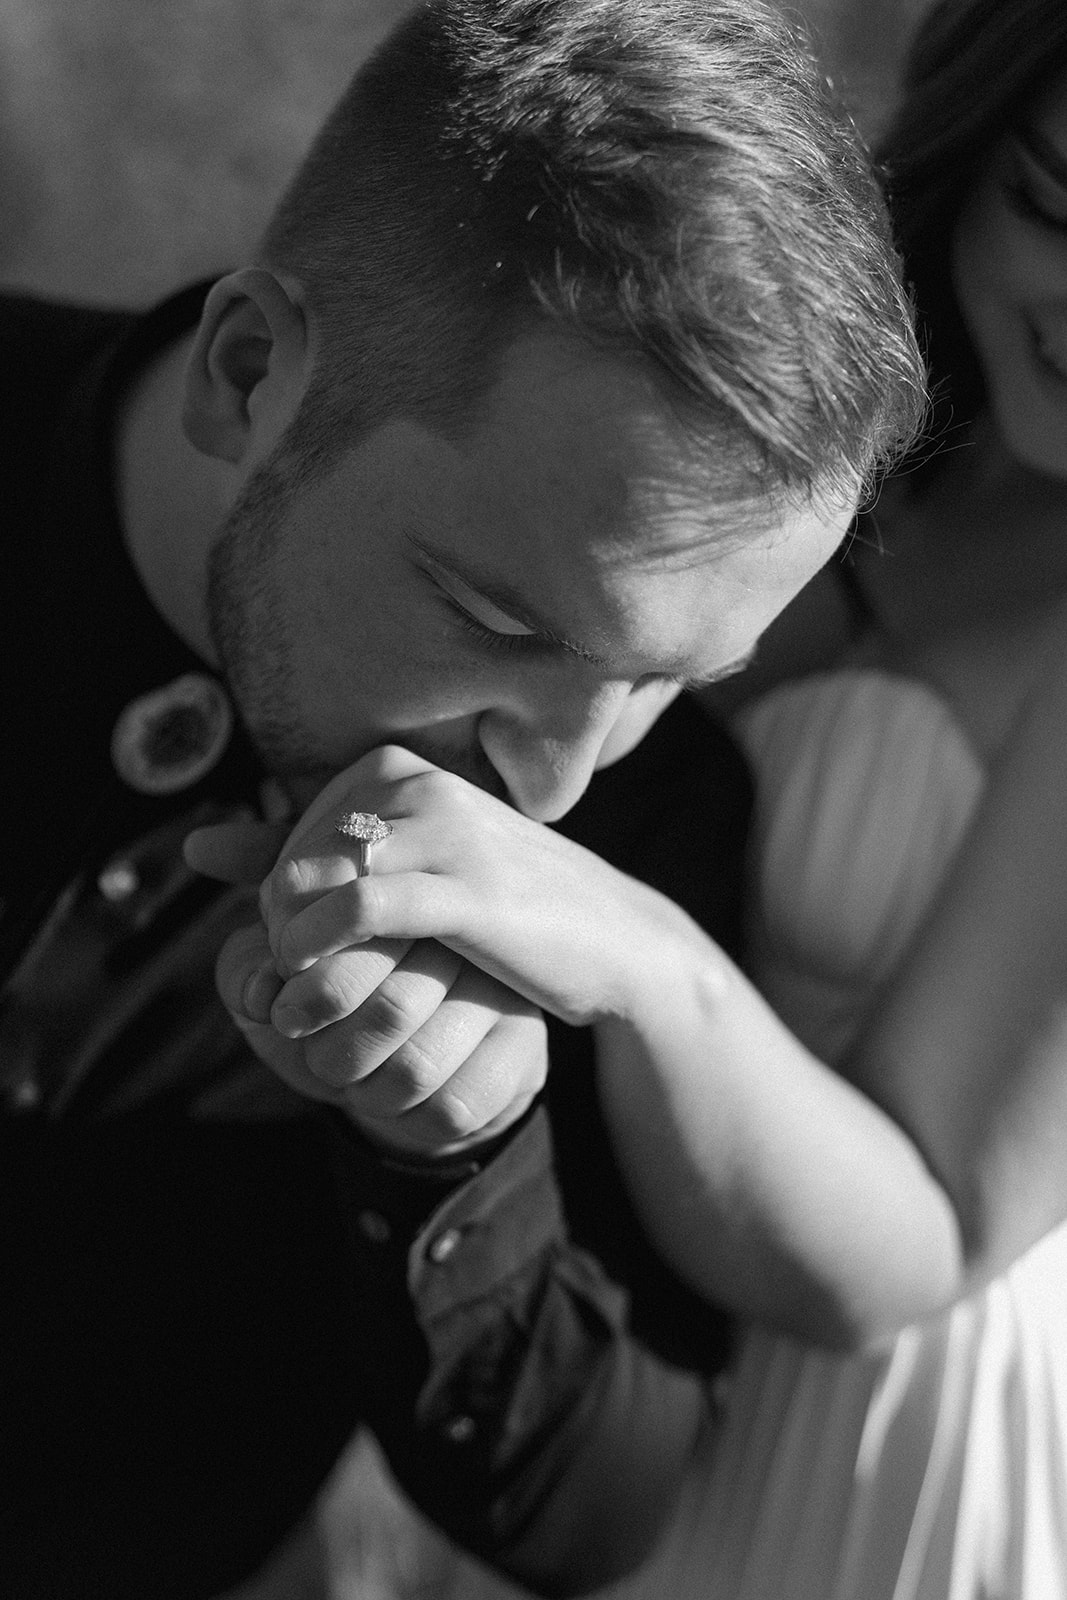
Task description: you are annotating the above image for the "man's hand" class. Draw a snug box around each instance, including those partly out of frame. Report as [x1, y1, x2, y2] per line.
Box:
[187, 806, 547, 1159]
[186, 737, 702, 1161]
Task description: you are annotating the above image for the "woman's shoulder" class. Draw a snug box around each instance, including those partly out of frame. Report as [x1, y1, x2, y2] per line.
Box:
[736, 666, 977, 783]
[734, 670, 985, 1033]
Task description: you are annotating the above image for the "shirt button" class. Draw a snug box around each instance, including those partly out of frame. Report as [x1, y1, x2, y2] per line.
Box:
[442, 1414, 477, 1445]
[97, 860, 140, 902]
[428, 1227, 462, 1264]
[356, 1209, 392, 1245]
[2, 1071, 42, 1114]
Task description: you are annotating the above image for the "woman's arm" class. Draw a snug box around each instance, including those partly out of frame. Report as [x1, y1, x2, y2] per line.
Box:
[843, 631, 1067, 1289]
[252, 741, 969, 1348]
[193, 662, 1067, 1351]
[593, 930, 965, 1348]
[599, 631, 1067, 1346]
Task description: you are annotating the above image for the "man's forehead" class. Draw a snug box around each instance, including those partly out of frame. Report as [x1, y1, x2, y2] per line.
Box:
[349, 329, 853, 674]
[463, 327, 850, 561]
[467, 324, 731, 493]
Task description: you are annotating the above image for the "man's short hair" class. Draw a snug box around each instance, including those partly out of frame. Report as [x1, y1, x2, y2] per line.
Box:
[261, 0, 925, 508]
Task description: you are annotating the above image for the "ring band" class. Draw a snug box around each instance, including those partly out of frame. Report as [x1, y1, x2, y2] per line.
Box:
[335, 811, 394, 877]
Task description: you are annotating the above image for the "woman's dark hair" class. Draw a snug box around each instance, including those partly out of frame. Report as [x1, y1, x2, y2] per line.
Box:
[881, 0, 1067, 432]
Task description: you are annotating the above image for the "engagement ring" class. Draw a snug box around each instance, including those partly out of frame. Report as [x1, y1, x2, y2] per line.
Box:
[335, 811, 394, 877]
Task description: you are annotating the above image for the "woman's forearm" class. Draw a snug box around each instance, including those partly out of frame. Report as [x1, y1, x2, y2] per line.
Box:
[600, 624, 1067, 1345]
[843, 642, 1067, 1282]
[593, 937, 965, 1348]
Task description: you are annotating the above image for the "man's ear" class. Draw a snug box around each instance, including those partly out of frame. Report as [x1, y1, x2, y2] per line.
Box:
[182, 268, 309, 463]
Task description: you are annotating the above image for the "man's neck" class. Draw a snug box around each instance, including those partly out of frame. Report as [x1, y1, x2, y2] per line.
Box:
[115, 330, 230, 668]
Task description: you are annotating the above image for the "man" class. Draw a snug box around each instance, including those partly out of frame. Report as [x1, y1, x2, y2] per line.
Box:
[0, 1, 923, 1596]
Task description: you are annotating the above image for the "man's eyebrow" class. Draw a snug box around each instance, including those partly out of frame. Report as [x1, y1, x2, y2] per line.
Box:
[406, 532, 613, 667]
[1015, 123, 1067, 190]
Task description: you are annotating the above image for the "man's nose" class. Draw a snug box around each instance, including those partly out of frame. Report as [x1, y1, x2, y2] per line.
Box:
[477, 679, 640, 822]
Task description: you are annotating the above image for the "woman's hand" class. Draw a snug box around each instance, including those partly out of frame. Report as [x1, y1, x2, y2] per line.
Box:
[257, 744, 697, 1033]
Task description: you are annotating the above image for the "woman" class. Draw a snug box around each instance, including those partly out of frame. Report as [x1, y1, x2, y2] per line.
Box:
[649, 3, 1067, 1594]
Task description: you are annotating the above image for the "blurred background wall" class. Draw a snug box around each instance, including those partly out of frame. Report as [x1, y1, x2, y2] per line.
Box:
[0, 0, 933, 308]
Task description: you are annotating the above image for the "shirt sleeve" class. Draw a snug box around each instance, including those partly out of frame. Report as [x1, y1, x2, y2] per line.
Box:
[327, 1104, 721, 1597]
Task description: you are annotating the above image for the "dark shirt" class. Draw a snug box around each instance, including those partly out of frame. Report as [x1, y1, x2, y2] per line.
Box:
[0, 288, 751, 1599]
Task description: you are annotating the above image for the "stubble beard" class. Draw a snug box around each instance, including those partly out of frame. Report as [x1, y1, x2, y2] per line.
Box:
[205, 447, 511, 809]
[206, 449, 326, 789]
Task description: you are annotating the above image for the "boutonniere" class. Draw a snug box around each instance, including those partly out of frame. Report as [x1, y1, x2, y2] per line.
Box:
[111, 673, 233, 794]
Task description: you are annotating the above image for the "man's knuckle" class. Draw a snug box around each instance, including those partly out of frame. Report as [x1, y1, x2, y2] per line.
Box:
[358, 982, 419, 1043]
[419, 1092, 481, 1141]
[323, 966, 357, 1008]
[276, 922, 302, 973]
[304, 1032, 362, 1087]
[385, 1039, 446, 1100]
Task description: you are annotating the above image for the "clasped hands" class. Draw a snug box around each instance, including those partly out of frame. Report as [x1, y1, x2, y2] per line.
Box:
[186, 745, 692, 1158]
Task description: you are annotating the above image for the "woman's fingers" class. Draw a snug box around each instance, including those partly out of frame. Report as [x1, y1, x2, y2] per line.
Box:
[273, 872, 463, 974]
[261, 755, 475, 947]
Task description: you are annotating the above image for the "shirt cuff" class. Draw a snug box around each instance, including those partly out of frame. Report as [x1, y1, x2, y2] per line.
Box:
[325, 1101, 558, 1301]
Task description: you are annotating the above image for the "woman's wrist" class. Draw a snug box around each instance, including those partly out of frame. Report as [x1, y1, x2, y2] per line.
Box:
[598, 889, 731, 1035]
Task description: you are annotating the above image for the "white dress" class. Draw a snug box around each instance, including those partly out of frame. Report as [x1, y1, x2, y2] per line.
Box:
[589, 670, 1067, 1600]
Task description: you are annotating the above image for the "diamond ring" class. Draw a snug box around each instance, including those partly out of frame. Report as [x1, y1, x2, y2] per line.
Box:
[335, 811, 394, 877]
